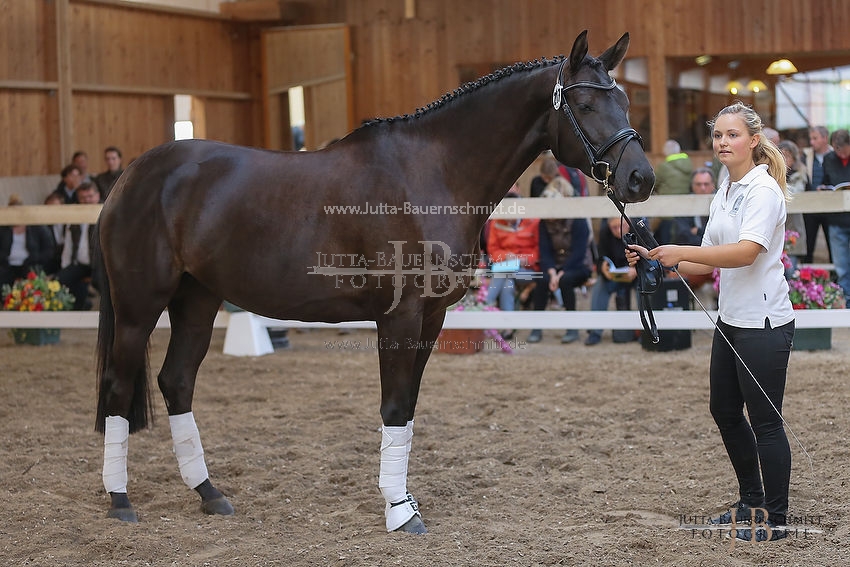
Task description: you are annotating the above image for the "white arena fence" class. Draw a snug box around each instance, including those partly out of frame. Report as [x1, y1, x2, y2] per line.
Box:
[2, 192, 849, 356]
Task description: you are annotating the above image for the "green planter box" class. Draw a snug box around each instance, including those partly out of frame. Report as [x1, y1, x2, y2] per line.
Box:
[10, 328, 61, 346]
[793, 328, 831, 351]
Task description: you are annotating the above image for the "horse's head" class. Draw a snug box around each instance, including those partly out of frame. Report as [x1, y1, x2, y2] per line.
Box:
[548, 31, 655, 203]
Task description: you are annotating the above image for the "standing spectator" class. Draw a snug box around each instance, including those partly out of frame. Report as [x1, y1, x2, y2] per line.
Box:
[530, 155, 576, 198]
[777, 140, 809, 273]
[0, 195, 55, 287]
[654, 139, 693, 195]
[802, 125, 833, 263]
[628, 102, 795, 542]
[669, 168, 717, 246]
[584, 217, 638, 346]
[50, 164, 83, 204]
[58, 182, 100, 310]
[95, 146, 124, 201]
[71, 150, 92, 183]
[819, 129, 850, 301]
[653, 139, 693, 244]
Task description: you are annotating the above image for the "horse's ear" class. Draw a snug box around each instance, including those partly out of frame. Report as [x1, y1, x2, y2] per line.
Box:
[568, 30, 589, 75]
[598, 32, 630, 72]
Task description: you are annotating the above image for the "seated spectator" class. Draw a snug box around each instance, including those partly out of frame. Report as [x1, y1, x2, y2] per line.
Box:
[668, 168, 716, 246]
[778, 140, 809, 274]
[485, 189, 540, 339]
[0, 195, 55, 287]
[42, 193, 65, 275]
[585, 217, 639, 345]
[57, 182, 100, 310]
[527, 215, 593, 344]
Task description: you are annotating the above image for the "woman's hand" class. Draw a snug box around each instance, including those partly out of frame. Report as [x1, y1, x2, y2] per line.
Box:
[625, 244, 648, 267]
[647, 245, 686, 268]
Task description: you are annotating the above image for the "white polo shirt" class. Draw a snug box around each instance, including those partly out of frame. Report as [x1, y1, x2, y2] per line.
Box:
[702, 164, 795, 329]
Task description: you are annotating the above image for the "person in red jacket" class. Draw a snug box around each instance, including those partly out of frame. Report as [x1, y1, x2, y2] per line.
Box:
[485, 192, 540, 334]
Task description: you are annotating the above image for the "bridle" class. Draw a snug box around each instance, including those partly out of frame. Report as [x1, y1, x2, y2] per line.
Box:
[551, 58, 644, 186]
[552, 59, 661, 341]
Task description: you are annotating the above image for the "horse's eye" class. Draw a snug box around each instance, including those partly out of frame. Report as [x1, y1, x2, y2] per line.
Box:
[578, 103, 594, 112]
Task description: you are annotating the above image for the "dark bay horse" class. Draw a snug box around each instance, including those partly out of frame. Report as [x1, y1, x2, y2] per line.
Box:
[94, 30, 655, 533]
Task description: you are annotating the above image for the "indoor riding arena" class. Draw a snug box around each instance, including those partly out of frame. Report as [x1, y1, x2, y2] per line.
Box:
[3, 2, 850, 566]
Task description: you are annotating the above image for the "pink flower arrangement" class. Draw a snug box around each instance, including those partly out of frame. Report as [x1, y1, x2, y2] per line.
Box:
[787, 267, 846, 310]
[448, 282, 513, 353]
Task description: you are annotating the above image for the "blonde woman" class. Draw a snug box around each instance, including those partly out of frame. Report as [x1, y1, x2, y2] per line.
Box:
[627, 102, 794, 542]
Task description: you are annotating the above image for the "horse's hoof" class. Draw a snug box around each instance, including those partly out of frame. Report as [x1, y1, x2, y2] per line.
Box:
[396, 515, 427, 534]
[201, 496, 235, 516]
[106, 507, 138, 523]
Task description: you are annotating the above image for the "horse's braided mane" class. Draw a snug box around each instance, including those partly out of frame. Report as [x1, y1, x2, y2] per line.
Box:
[360, 56, 567, 127]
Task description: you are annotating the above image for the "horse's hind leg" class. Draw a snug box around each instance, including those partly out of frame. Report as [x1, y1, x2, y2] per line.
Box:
[157, 274, 234, 516]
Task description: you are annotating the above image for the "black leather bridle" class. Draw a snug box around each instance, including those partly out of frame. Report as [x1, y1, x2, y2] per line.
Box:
[551, 59, 644, 186]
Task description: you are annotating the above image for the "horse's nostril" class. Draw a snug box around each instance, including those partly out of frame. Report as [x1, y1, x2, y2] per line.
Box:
[628, 170, 645, 192]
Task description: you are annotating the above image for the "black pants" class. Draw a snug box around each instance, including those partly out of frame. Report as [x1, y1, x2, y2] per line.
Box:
[709, 318, 794, 524]
[58, 263, 93, 310]
[803, 212, 831, 264]
[532, 267, 591, 312]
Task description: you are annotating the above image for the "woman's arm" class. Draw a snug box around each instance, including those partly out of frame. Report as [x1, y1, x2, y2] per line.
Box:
[626, 241, 763, 273]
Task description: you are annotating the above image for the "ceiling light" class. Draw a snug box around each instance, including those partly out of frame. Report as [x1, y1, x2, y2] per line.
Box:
[766, 58, 798, 75]
[695, 55, 712, 66]
[726, 81, 744, 95]
[747, 80, 768, 93]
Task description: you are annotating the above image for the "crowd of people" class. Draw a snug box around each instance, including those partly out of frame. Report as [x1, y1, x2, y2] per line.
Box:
[1, 147, 124, 310]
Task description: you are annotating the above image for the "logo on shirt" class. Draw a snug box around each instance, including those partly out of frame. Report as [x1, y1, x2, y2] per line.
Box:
[729, 194, 745, 216]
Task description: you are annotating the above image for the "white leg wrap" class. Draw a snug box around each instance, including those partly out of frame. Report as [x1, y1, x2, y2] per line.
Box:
[379, 420, 420, 531]
[169, 412, 209, 489]
[102, 415, 129, 494]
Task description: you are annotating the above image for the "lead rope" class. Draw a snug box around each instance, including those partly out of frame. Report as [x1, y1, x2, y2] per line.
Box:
[605, 186, 814, 480]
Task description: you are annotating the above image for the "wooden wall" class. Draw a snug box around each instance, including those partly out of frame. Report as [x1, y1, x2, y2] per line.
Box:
[0, 0, 261, 179]
[3, 0, 850, 181]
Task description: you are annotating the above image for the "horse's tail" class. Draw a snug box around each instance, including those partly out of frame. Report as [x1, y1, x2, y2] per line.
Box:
[94, 220, 152, 434]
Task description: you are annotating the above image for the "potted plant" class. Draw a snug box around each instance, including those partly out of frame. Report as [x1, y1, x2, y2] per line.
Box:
[786, 265, 846, 350]
[2, 269, 74, 345]
[439, 282, 513, 354]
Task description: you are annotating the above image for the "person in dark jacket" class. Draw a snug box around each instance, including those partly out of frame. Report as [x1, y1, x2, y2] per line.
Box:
[0, 194, 55, 287]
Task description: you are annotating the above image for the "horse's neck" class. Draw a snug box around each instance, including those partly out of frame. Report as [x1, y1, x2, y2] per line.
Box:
[413, 64, 557, 205]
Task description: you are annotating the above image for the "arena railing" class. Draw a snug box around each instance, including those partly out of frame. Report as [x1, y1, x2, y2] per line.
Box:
[1, 192, 849, 355]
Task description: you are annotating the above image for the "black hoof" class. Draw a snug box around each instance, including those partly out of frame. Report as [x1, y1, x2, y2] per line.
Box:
[396, 515, 427, 534]
[106, 506, 138, 522]
[201, 496, 235, 516]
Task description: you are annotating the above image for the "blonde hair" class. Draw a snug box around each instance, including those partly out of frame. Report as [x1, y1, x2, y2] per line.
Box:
[709, 102, 790, 201]
[8, 194, 23, 207]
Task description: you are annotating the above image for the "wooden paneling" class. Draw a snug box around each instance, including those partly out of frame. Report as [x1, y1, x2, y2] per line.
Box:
[202, 99, 257, 147]
[69, 2, 253, 93]
[0, 91, 60, 177]
[264, 25, 349, 92]
[0, 0, 56, 83]
[72, 92, 174, 167]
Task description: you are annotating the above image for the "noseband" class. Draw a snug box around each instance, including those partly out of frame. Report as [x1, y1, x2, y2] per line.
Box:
[551, 59, 644, 185]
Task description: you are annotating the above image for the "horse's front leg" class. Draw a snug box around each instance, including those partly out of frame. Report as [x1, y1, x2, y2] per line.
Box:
[375, 311, 434, 534]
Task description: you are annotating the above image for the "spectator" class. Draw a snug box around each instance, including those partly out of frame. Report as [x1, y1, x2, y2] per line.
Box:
[485, 190, 540, 340]
[57, 182, 100, 310]
[777, 140, 809, 273]
[653, 139, 693, 195]
[72, 150, 92, 183]
[652, 139, 693, 244]
[527, 215, 593, 344]
[802, 125, 832, 263]
[819, 128, 850, 301]
[763, 127, 781, 146]
[584, 217, 638, 346]
[42, 193, 65, 275]
[668, 168, 716, 247]
[0, 195, 55, 287]
[95, 146, 124, 201]
[531, 155, 576, 198]
[50, 164, 83, 204]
